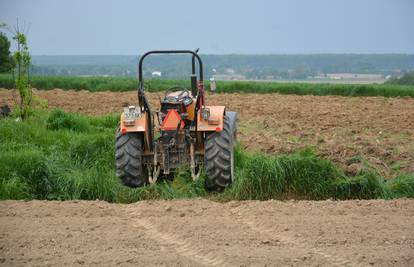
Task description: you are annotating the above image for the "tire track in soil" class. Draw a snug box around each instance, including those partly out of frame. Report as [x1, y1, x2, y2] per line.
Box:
[230, 207, 366, 267]
[129, 212, 232, 267]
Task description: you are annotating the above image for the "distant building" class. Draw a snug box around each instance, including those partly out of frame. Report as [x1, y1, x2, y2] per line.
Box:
[326, 73, 384, 80]
[310, 73, 386, 83]
[225, 68, 235, 74]
[152, 71, 162, 77]
[214, 74, 246, 81]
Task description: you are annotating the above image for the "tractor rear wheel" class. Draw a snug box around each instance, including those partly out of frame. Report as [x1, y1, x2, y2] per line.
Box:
[115, 129, 148, 187]
[204, 115, 235, 191]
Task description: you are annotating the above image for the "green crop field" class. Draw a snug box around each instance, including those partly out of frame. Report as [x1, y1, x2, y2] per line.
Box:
[0, 74, 413, 97]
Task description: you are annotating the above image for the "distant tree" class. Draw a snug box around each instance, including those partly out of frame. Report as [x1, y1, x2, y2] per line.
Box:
[386, 72, 414, 85]
[0, 23, 14, 73]
[290, 64, 308, 79]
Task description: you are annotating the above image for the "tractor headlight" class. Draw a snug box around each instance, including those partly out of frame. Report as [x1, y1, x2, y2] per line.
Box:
[123, 105, 141, 126]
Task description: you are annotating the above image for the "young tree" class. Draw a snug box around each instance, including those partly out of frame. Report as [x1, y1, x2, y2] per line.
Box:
[12, 23, 32, 120]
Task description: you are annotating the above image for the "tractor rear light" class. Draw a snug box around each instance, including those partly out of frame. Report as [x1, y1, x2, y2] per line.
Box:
[121, 128, 127, 135]
[215, 127, 221, 132]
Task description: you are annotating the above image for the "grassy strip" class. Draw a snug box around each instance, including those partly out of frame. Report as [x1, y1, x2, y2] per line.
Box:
[1, 74, 413, 97]
[0, 110, 413, 202]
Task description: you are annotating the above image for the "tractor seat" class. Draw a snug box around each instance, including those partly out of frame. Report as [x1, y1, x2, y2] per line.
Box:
[162, 90, 193, 106]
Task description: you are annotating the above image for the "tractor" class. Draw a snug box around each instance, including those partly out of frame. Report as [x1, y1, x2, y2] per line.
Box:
[115, 50, 237, 191]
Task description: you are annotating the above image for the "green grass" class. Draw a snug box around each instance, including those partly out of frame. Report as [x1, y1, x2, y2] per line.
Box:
[0, 109, 413, 202]
[1, 74, 413, 97]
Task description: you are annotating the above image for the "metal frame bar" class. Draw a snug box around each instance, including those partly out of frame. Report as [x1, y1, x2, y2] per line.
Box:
[136, 49, 204, 151]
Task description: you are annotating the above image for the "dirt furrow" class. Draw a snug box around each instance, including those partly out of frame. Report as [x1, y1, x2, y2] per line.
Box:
[230, 206, 360, 267]
[130, 216, 229, 266]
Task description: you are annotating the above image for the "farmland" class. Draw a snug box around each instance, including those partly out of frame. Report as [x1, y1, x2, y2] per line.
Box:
[1, 87, 413, 266]
[1, 88, 413, 201]
[2, 0, 414, 264]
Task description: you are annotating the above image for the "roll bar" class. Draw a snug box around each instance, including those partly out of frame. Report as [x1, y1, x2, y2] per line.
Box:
[136, 49, 205, 152]
[138, 50, 203, 90]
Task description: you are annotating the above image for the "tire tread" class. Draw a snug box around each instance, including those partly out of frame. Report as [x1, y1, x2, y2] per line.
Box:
[115, 129, 148, 187]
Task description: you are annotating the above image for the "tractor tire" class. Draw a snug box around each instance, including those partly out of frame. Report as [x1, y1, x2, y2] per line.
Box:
[204, 114, 236, 191]
[115, 129, 148, 187]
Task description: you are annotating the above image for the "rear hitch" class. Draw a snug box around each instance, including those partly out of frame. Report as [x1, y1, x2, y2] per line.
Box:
[148, 146, 160, 184]
[190, 142, 201, 180]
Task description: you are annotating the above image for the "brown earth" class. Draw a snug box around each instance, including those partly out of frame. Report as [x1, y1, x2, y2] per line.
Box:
[1, 89, 413, 176]
[0, 199, 413, 266]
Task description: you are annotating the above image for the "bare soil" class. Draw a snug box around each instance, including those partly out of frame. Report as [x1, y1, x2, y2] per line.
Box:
[0, 199, 413, 266]
[1, 88, 413, 176]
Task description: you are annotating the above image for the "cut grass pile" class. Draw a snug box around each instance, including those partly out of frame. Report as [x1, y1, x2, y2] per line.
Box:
[0, 109, 413, 202]
[1, 74, 413, 97]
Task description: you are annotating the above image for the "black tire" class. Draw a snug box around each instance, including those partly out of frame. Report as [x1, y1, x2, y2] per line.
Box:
[204, 115, 235, 191]
[115, 129, 148, 187]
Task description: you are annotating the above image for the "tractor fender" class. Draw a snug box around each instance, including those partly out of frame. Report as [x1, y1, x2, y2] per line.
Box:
[119, 112, 147, 133]
[197, 106, 226, 132]
[119, 112, 152, 151]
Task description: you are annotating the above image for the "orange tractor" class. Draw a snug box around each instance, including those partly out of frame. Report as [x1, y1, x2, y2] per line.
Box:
[115, 50, 237, 191]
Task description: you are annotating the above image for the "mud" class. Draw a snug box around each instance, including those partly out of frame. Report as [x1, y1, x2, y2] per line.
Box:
[1, 88, 413, 176]
[0, 199, 413, 266]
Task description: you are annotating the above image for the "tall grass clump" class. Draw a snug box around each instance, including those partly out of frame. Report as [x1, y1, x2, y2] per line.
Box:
[224, 148, 338, 200]
[0, 109, 413, 202]
[47, 109, 91, 132]
[227, 147, 414, 200]
[333, 171, 389, 199]
[0, 176, 29, 200]
[384, 174, 414, 198]
[0, 149, 51, 198]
